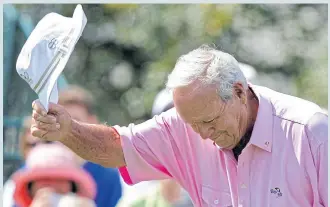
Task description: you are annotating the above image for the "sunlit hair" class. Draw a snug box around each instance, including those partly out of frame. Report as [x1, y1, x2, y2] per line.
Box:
[166, 44, 248, 101]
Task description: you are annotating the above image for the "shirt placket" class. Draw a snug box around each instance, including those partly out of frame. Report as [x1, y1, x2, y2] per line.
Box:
[222, 150, 239, 207]
[237, 146, 252, 207]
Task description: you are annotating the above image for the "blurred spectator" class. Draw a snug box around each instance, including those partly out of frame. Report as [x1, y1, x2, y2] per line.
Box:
[12, 144, 96, 207]
[3, 85, 123, 207]
[57, 85, 123, 207]
[3, 116, 54, 207]
[18, 118, 54, 160]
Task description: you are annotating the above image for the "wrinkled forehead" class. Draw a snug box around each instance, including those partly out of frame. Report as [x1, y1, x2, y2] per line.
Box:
[173, 85, 223, 122]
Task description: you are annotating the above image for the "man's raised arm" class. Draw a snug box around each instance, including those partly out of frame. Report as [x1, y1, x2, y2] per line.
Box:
[31, 100, 126, 167]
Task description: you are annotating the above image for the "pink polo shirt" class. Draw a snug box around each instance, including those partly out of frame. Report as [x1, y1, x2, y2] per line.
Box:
[114, 85, 328, 207]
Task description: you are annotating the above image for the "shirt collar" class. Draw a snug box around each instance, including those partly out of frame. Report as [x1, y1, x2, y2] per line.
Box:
[247, 84, 274, 152]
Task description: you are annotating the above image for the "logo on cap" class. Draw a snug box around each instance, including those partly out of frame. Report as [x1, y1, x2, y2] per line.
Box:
[48, 38, 59, 49]
[19, 71, 33, 85]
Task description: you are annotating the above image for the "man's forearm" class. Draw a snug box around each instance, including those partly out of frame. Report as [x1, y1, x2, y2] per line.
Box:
[61, 119, 126, 167]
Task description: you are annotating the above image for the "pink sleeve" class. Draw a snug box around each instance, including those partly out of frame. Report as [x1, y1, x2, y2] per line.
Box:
[315, 141, 328, 206]
[306, 112, 328, 206]
[113, 108, 186, 185]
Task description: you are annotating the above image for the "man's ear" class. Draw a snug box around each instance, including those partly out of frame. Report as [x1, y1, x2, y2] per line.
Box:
[88, 114, 99, 124]
[233, 82, 247, 104]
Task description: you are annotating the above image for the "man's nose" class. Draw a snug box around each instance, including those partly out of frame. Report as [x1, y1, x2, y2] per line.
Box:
[199, 126, 215, 140]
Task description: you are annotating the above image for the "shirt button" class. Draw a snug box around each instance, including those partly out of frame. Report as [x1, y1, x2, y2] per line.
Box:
[241, 183, 247, 188]
[214, 200, 219, 205]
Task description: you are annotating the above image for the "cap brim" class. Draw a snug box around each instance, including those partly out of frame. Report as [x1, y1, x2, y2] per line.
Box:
[13, 167, 96, 207]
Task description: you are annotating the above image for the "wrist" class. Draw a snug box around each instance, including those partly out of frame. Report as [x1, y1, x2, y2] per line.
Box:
[61, 118, 77, 144]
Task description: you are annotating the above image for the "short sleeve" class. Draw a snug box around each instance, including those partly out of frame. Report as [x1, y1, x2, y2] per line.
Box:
[305, 112, 328, 206]
[114, 108, 187, 185]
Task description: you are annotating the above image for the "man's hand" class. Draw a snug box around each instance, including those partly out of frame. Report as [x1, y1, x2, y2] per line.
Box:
[31, 99, 126, 168]
[31, 100, 72, 142]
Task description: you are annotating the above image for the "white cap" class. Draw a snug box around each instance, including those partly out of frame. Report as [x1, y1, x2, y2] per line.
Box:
[16, 5, 87, 111]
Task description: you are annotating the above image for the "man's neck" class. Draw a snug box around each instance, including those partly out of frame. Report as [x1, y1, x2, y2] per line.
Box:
[232, 87, 258, 161]
[232, 128, 253, 160]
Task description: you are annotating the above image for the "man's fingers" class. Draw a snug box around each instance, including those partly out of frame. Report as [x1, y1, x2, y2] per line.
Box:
[32, 119, 60, 131]
[48, 102, 64, 115]
[32, 100, 63, 116]
[32, 110, 57, 124]
[32, 100, 47, 116]
[31, 126, 57, 139]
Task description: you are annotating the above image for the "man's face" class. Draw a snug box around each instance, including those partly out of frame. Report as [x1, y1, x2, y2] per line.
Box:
[173, 83, 249, 149]
[63, 104, 97, 124]
[23, 133, 53, 160]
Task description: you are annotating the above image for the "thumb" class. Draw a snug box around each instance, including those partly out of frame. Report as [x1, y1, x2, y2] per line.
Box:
[32, 100, 47, 116]
[48, 102, 65, 115]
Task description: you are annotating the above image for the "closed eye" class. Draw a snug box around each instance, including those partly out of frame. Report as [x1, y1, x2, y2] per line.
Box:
[203, 116, 218, 123]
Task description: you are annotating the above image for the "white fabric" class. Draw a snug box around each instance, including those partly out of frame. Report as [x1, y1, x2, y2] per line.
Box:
[57, 193, 96, 207]
[3, 179, 16, 207]
[16, 5, 87, 111]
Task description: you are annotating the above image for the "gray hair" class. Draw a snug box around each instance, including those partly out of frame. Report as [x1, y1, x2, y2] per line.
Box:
[166, 45, 248, 101]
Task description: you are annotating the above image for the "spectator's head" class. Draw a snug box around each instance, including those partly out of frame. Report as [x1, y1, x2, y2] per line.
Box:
[19, 116, 54, 160]
[58, 85, 98, 124]
[13, 144, 96, 207]
[151, 89, 174, 117]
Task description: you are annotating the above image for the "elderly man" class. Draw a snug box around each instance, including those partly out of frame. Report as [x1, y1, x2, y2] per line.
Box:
[31, 45, 327, 207]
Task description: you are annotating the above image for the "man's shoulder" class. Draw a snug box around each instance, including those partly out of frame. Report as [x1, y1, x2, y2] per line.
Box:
[154, 107, 181, 121]
[262, 87, 323, 125]
[305, 112, 328, 145]
[137, 107, 187, 132]
[260, 87, 327, 145]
